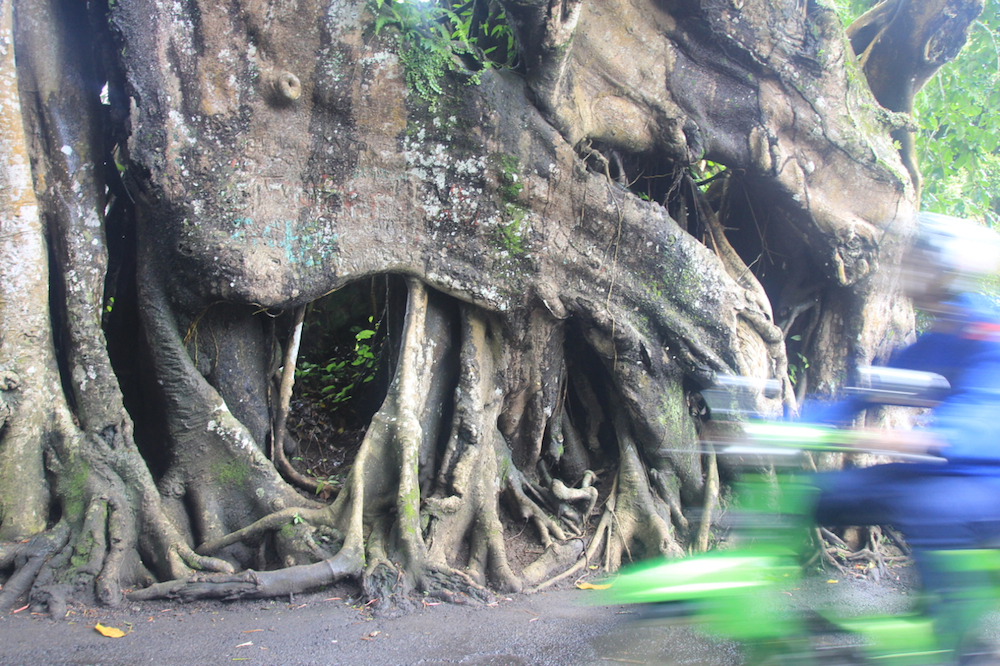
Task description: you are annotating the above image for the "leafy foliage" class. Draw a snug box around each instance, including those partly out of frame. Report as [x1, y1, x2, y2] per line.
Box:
[373, 0, 516, 106]
[292, 279, 390, 418]
[493, 154, 528, 255]
[834, 0, 1000, 225]
[296, 318, 381, 409]
[915, 3, 1000, 225]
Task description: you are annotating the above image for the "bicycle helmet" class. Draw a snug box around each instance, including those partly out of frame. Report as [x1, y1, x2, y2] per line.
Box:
[907, 212, 1000, 297]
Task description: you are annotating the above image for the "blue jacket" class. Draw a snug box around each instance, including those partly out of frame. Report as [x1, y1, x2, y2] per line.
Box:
[806, 293, 1000, 472]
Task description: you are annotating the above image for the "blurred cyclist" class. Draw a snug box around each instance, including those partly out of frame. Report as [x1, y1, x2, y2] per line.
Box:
[808, 212, 1000, 657]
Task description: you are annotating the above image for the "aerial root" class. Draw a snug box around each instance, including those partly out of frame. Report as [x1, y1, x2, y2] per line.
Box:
[419, 564, 495, 605]
[96, 495, 154, 606]
[610, 415, 684, 564]
[362, 559, 409, 614]
[196, 507, 328, 556]
[816, 526, 909, 579]
[528, 480, 618, 592]
[360, 515, 412, 614]
[811, 527, 848, 572]
[884, 526, 911, 556]
[529, 419, 687, 593]
[537, 465, 599, 535]
[128, 570, 263, 601]
[841, 527, 899, 581]
[521, 539, 585, 587]
[0, 524, 70, 613]
[129, 546, 365, 602]
[694, 446, 719, 552]
[505, 466, 568, 547]
[270, 305, 326, 495]
[30, 495, 123, 615]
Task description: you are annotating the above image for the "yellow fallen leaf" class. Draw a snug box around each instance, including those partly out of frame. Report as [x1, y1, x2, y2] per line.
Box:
[95, 623, 126, 638]
[575, 581, 612, 590]
[826, 579, 839, 584]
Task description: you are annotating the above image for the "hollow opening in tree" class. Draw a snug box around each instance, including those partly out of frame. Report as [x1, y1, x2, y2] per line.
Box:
[286, 275, 405, 497]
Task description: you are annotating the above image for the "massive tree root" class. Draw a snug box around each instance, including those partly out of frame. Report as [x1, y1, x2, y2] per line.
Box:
[127, 271, 710, 605]
[2, 0, 974, 614]
[1, 0, 236, 614]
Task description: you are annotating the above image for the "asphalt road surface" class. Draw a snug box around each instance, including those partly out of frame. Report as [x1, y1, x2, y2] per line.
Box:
[0, 564, 921, 666]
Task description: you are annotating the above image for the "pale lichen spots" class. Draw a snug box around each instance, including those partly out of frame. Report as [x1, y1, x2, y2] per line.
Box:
[403, 131, 490, 229]
[319, 47, 346, 84]
[0, 204, 43, 296]
[426, 270, 509, 311]
[167, 109, 196, 147]
[163, 1, 197, 58]
[325, 0, 362, 36]
[207, 415, 256, 451]
[359, 51, 398, 75]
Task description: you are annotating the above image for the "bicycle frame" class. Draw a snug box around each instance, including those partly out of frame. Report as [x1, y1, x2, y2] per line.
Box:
[611, 421, 1000, 666]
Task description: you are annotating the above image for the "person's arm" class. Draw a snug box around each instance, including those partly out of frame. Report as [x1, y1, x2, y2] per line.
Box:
[845, 428, 946, 456]
[922, 345, 1000, 464]
[798, 396, 866, 426]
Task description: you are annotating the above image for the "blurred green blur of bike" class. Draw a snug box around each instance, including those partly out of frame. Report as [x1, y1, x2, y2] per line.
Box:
[611, 419, 1000, 666]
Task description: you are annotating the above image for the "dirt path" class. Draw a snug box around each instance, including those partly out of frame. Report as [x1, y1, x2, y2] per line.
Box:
[0, 565, 918, 666]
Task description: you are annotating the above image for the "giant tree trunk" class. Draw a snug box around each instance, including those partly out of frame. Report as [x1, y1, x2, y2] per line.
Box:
[0, 0, 981, 613]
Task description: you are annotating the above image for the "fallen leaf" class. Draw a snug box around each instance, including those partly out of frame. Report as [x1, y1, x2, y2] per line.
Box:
[95, 623, 126, 638]
[826, 579, 839, 584]
[575, 581, 612, 590]
[235, 641, 253, 648]
[242, 629, 263, 634]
